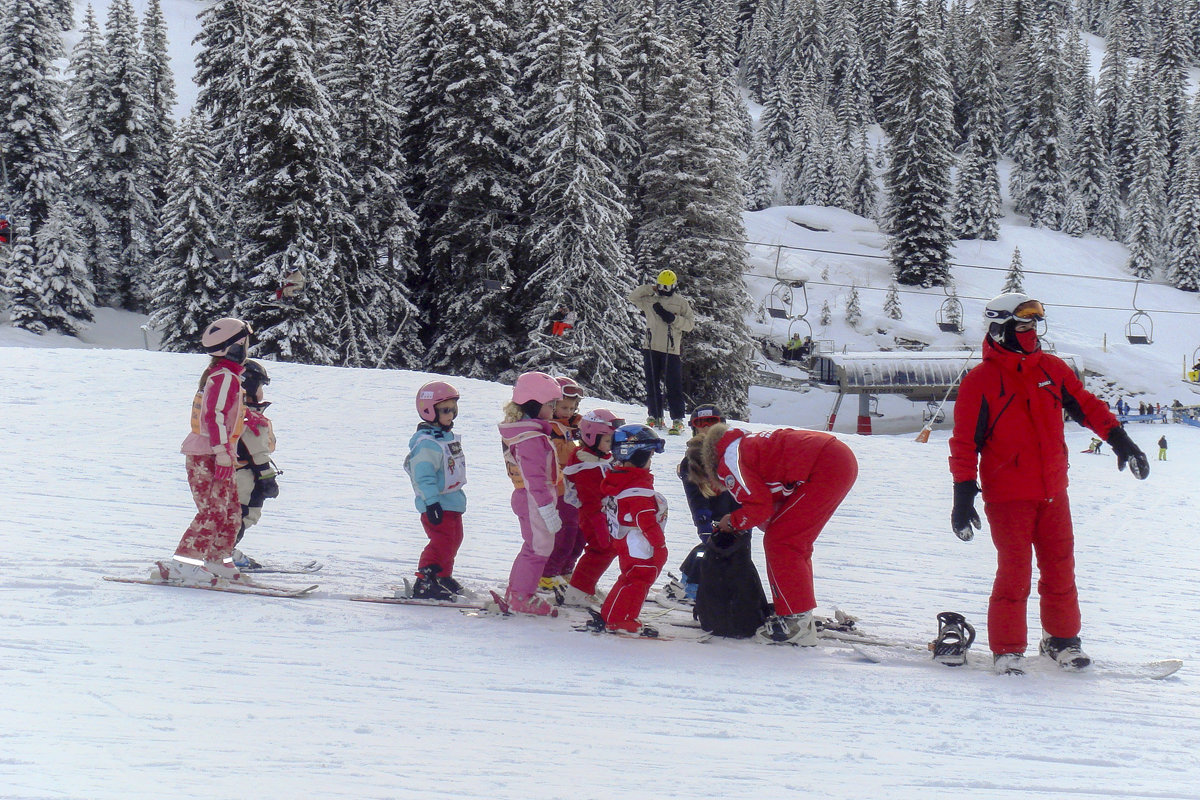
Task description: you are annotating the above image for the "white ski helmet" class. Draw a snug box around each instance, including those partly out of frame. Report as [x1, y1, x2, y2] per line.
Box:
[201, 317, 252, 361]
[984, 293, 1045, 351]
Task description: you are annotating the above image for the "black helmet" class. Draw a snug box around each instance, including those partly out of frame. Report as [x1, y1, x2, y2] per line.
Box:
[689, 404, 725, 433]
[612, 423, 665, 463]
[242, 359, 271, 401]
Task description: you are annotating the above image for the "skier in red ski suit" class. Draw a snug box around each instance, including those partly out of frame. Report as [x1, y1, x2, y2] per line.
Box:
[949, 293, 1149, 673]
[685, 423, 858, 645]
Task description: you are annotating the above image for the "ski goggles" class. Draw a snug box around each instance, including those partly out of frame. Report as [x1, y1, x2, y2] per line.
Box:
[985, 299, 1045, 323]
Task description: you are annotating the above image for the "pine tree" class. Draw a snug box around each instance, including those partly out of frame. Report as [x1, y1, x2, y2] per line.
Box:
[0, 0, 68, 263]
[150, 116, 233, 352]
[98, 0, 157, 309]
[884, 0, 954, 287]
[739, 0, 781, 102]
[951, 2, 1001, 240]
[1061, 190, 1088, 237]
[1166, 149, 1200, 291]
[194, 0, 260, 197]
[1, 220, 40, 331]
[744, 129, 775, 210]
[820, 298, 832, 326]
[141, 0, 175, 215]
[516, 43, 641, 400]
[31, 201, 94, 334]
[1016, 21, 1067, 230]
[234, 0, 348, 364]
[883, 281, 902, 320]
[1003, 246, 1025, 294]
[1071, 100, 1112, 235]
[844, 285, 862, 327]
[1125, 101, 1168, 279]
[758, 75, 795, 165]
[418, 0, 526, 377]
[63, 4, 116, 301]
[325, 0, 422, 368]
[848, 130, 876, 219]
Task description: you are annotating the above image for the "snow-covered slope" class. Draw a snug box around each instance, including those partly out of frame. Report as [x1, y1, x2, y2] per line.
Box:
[2, 346, 1196, 799]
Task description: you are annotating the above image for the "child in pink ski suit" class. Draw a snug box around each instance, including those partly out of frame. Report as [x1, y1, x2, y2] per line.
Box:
[159, 318, 254, 586]
[500, 371, 565, 616]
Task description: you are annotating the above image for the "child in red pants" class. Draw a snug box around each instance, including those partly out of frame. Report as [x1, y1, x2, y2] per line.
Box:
[685, 424, 858, 645]
[404, 381, 468, 599]
[559, 409, 623, 607]
[597, 424, 668, 636]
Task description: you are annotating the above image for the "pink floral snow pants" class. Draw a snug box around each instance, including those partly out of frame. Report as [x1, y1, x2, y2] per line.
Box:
[173, 455, 240, 562]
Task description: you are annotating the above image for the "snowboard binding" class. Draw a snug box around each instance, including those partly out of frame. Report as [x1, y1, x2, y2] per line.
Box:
[929, 611, 976, 666]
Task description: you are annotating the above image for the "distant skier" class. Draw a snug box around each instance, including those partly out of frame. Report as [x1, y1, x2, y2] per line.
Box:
[157, 318, 254, 586]
[499, 372, 564, 616]
[683, 424, 858, 645]
[232, 360, 280, 569]
[949, 293, 1150, 675]
[404, 380, 467, 600]
[628, 269, 695, 434]
[1158, 435, 1167, 461]
[598, 424, 669, 635]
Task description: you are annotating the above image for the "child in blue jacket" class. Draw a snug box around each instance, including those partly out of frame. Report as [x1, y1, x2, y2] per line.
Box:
[405, 381, 468, 599]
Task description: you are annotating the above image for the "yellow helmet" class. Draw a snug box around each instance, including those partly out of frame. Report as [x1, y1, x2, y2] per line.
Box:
[656, 269, 677, 289]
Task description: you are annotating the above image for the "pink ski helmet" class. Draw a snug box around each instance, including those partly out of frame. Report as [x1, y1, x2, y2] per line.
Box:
[416, 380, 460, 422]
[578, 409, 624, 448]
[512, 371, 563, 406]
[555, 375, 583, 399]
[201, 317, 252, 359]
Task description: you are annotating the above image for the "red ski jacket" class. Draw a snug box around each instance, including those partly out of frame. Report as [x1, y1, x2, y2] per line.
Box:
[601, 465, 666, 549]
[949, 336, 1120, 503]
[712, 427, 839, 531]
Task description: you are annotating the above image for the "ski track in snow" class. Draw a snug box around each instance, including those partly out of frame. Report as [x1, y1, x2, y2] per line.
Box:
[1, 348, 1198, 799]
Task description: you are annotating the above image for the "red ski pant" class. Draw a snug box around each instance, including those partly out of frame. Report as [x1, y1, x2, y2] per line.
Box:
[984, 492, 1080, 655]
[418, 510, 464, 577]
[568, 536, 619, 595]
[174, 455, 240, 563]
[763, 438, 858, 616]
[601, 542, 667, 632]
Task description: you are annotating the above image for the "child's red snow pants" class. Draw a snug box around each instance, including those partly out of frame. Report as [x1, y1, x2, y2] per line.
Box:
[174, 455, 241, 562]
[984, 491, 1081, 655]
[601, 542, 668, 632]
[418, 510, 464, 577]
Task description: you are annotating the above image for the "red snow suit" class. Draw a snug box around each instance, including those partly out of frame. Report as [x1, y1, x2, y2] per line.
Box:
[709, 428, 858, 617]
[564, 448, 617, 595]
[949, 336, 1121, 654]
[599, 464, 668, 632]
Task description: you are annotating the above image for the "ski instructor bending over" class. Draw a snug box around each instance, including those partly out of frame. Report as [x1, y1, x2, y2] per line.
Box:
[628, 270, 695, 435]
[949, 293, 1149, 676]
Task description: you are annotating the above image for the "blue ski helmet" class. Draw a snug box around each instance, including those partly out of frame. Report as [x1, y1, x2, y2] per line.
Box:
[611, 423, 665, 462]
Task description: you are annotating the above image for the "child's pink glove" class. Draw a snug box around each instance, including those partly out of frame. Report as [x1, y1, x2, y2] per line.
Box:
[213, 448, 235, 481]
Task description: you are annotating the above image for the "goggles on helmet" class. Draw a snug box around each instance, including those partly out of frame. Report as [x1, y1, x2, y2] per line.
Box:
[985, 299, 1045, 323]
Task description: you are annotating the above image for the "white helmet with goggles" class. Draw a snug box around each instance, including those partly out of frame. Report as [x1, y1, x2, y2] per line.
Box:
[985, 293, 1045, 353]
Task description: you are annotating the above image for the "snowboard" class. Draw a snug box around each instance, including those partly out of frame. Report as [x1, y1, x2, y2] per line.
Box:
[850, 642, 1182, 680]
[104, 575, 318, 598]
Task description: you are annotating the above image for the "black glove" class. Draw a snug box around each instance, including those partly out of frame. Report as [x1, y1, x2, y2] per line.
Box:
[426, 502, 443, 525]
[951, 481, 982, 541]
[652, 302, 676, 324]
[257, 476, 280, 499]
[1107, 427, 1149, 480]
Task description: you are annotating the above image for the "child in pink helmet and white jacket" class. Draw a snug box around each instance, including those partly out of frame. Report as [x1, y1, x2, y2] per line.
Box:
[500, 371, 564, 616]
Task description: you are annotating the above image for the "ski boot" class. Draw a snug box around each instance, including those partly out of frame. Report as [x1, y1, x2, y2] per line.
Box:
[667, 419, 686, 435]
[661, 572, 695, 606]
[231, 548, 262, 570]
[1039, 634, 1092, 671]
[929, 611, 976, 666]
[993, 652, 1026, 676]
[756, 611, 819, 646]
[505, 588, 558, 617]
[411, 565, 456, 600]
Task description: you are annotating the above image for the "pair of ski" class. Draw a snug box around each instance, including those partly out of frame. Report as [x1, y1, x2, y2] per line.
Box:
[350, 589, 513, 615]
[104, 559, 323, 598]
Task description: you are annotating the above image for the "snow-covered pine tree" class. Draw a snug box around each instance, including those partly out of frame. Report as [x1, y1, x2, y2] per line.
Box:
[826, 2, 874, 131]
[1091, 171, 1123, 241]
[1, 219, 40, 331]
[27, 200, 94, 334]
[853, 0, 895, 115]
[1071, 100, 1112, 236]
[140, 0, 175, 222]
[849, 130, 876, 219]
[883, 0, 954, 287]
[63, 5, 116, 303]
[951, 2, 1001, 240]
[1061, 190, 1088, 236]
[149, 115, 229, 353]
[1154, 2, 1191, 179]
[582, 0, 637, 189]
[0, 0, 68, 263]
[820, 298, 832, 326]
[1166, 148, 1200, 291]
[1124, 105, 1167, 279]
[1016, 20, 1068, 230]
[883, 281, 902, 320]
[194, 0, 260, 199]
[418, 0, 526, 377]
[636, 44, 751, 416]
[758, 75, 795, 165]
[844, 285, 862, 327]
[98, 0, 157, 309]
[744, 129, 776, 211]
[516, 42, 641, 400]
[324, 0, 422, 369]
[1003, 246, 1025, 294]
[234, 0, 348, 364]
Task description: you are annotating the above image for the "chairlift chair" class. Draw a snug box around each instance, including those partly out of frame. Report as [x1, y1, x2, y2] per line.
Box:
[1125, 310, 1153, 345]
[936, 296, 965, 333]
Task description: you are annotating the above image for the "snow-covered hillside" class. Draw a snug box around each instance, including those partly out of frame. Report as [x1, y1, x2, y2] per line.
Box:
[2, 346, 1197, 799]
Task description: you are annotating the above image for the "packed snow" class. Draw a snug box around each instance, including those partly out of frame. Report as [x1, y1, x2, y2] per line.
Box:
[1, 338, 1197, 799]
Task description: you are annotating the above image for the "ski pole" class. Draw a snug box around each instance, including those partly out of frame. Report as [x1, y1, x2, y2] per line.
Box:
[915, 349, 975, 443]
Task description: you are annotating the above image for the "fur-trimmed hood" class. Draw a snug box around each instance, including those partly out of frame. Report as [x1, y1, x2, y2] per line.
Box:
[696, 422, 737, 483]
